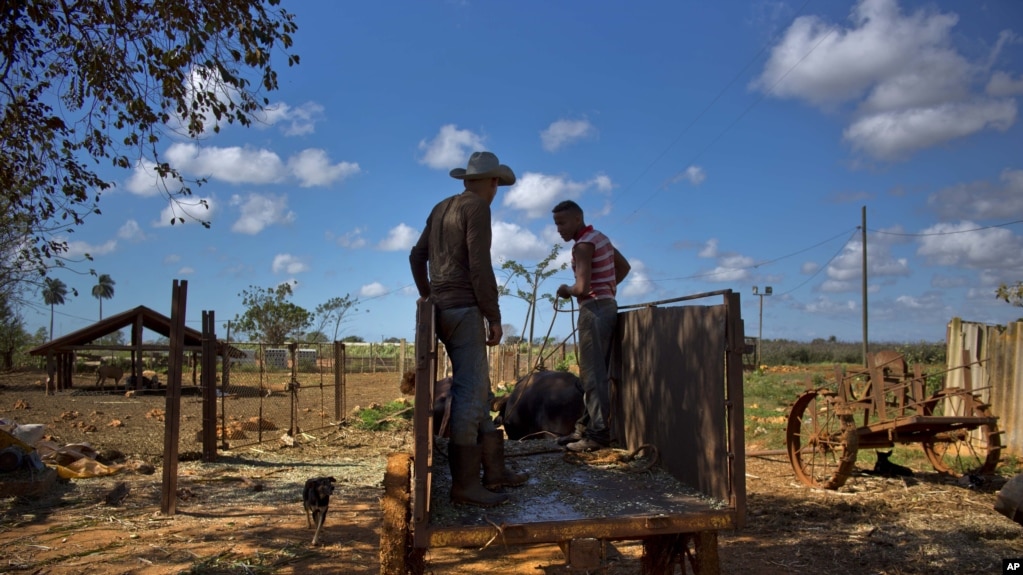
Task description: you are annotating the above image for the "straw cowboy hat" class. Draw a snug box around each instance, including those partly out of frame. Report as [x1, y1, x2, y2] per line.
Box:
[449, 151, 516, 186]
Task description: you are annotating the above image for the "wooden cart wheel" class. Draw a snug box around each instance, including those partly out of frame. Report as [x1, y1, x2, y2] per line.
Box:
[921, 390, 1001, 477]
[380, 452, 425, 575]
[786, 389, 859, 489]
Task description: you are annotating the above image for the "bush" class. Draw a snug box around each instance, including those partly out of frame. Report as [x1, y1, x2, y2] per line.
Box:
[760, 339, 945, 367]
[352, 400, 412, 431]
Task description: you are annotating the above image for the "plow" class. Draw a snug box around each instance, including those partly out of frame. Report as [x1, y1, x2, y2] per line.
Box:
[786, 350, 1001, 489]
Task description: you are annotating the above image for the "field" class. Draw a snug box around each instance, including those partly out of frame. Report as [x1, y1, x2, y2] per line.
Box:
[1, 366, 1022, 574]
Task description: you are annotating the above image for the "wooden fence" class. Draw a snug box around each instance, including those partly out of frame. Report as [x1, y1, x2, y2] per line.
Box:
[946, 317, 1023, 457]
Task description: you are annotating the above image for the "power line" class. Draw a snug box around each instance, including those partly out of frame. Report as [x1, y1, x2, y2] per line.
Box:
[591, 225, 858, 286]
[625, 0, 825, 219]
[774, 228, 860, 297]
[869, 219, 1023, 237]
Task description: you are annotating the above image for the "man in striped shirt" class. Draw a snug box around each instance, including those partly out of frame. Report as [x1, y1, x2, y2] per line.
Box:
[552, 200, 631, 452]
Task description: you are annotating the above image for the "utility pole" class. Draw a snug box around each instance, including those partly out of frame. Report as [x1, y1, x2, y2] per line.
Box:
[753, 285, 772, 367]
[861, 206, 868, 367]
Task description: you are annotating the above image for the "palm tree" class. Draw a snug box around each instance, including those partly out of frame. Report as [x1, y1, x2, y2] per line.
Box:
[42, 277, 68, 340]
[92, 274, 116, 320]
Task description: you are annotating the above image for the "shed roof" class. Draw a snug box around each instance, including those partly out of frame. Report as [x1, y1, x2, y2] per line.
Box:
[28, 305, 240, 357]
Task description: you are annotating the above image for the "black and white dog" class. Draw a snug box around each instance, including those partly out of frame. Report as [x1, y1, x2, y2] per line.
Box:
[303, 476, 337, 545]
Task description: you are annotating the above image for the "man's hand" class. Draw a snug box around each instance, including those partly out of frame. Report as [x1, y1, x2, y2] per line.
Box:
[557, 284, 572, 299]
[486, 322, 503, 346]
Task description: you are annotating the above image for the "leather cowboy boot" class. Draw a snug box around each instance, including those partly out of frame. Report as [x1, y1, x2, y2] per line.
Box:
[480, 430, 529, 490]
[449, 443, 508, 507]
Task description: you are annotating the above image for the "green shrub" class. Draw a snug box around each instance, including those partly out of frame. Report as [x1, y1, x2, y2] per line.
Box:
[353, 400, 413, 431]
[760, 339, 946, 367]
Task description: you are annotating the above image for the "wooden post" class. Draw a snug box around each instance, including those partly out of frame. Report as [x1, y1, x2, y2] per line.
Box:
[334, 341, 345, 421]
[161, 280, 187, 515]
[201, 310, 217, 462]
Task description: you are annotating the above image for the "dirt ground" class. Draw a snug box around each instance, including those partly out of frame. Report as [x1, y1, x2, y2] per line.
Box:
[1, 369, 1022, 574]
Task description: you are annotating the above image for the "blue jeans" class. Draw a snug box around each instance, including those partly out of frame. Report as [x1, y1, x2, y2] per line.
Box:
[436, 306, 496, 446]
[577, 298, 618, 445]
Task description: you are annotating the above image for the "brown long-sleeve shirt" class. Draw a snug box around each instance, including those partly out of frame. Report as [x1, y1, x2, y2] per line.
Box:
[409, 191, 501, 326]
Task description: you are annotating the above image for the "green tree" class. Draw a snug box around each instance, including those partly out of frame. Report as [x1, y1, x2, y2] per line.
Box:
[0, 297, 29, 370]
[500, 245, 567, 370]
[996, 282, 1023, 307]
[0, 0, 298, 283]
[41, 277, 68, 339]
[313, 294, 360, 341]
[304, 330, 329, 343]
[341, 335, 364, 343]
[234, 283, 312, 344]
[96, 330, 126, 347]
[92, 274, 116, 320]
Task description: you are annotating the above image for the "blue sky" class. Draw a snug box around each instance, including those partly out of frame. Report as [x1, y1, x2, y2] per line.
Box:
[23, 0, 1023, 345]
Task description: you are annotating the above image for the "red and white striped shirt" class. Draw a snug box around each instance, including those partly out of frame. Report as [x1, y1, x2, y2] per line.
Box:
[573, 226, 617, 301]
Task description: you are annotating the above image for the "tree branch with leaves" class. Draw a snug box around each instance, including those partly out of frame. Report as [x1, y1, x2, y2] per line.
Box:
[499, 245, 568, 370]
[313, 294, 360, 342]
[996, 282, 1023, 308]
[0, 0, 298, 282]
[234, 283, 312, 345]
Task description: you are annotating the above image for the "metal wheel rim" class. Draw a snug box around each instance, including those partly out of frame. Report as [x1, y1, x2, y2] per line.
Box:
[786, 389, 859, 489]
[921, 390, 1001, 476]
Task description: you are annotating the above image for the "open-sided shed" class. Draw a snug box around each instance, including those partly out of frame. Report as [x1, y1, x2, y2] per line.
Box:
[28, 305, 240, 392]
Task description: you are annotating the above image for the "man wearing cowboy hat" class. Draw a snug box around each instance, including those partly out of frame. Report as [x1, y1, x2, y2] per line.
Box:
[410, 151, 528, 507]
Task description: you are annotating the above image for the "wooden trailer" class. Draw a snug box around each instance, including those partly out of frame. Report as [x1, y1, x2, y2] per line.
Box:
[381, 290, 747, 574]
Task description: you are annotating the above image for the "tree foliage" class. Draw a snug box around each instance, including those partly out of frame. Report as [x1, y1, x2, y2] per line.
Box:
[0, 0, 298, 281]
[91, 273, 115, 320]
[313, 294, 360, 342]
[234, 283, 311, 344]
[996, 282, 1023, 307]
[500, 245, 567, 370]
[42, 277, 68, 339]
[0, 296, 29, 370]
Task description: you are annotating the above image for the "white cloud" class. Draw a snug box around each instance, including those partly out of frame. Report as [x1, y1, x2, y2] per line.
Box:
[619, 259, 653, 299]
[670, 165, 707, 186]
[987, 71, 1023, 97]
[928, 168, 1023, 220]
[258, 101, 324, 136]
[822, 235, 909, 293]
[167, 66, 239, 135]
[418, 125, 485, 170]
[164, 143, 357, 188]
[703, 253, 755, 283]
[540, 118, 596, 152]
[64, 239, 117, 259]
[167, 143, 286, 184]
[154, 196, 215, 228]
[177, 267, 195, 275]
[360, 282, 388, 297]
[125, 159, 166, 197]
[754, 0, 1018, 161]
[799, 296, 858, 315]
[378, 223, 419, 251]
[163, 254, 181, 265]
[271, 254, 309, 275]
[592, 174, 613, 193]
[753, 0, 963, 106]
[843, 99, 1016, 160]
[117, 220, 145, 242]
[698, 239, 719, 259]
[491, 221, 550, 263]
[230, 193, 295, 234]
[503, 172, 615, 219]
[916, 221, 1023, 270]
[288, 149, 361, 187]
[931, 274, 968, 289]
[333, 227, 367, 249]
